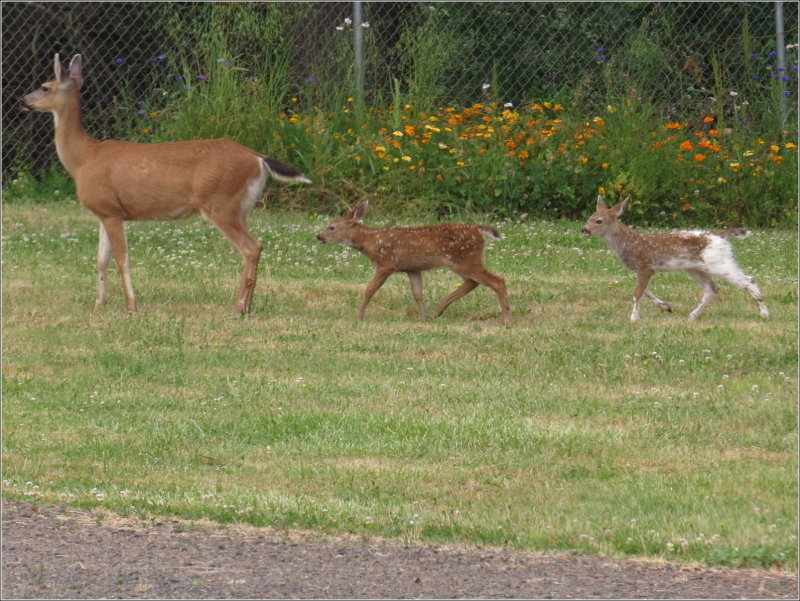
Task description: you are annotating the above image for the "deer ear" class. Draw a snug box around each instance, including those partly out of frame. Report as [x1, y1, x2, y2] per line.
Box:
[68, 54, 84, 89]
[614, 197, 630, 216]
[596, 195, 607, 211]
[351, 199, 369, 222]
[54, 54, 68, 83]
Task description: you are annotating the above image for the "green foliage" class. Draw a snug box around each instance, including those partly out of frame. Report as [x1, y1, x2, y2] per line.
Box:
[4, 2, 796, 227]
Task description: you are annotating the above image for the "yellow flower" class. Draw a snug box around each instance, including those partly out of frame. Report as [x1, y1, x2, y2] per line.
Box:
[770, 144, 780, 152]
[785, 142, 797, 149]
[374, 146, 386, 153]
[456, 161, 465, 167]
[401, 155, 412, 162]
[598, 186, 606, 194]
[393, 131, 404, 137]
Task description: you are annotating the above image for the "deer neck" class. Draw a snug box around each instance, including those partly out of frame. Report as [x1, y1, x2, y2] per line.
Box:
[52, 92, 97, 178]
[348, 225, 382, 254]
[602, 222, 639, 258]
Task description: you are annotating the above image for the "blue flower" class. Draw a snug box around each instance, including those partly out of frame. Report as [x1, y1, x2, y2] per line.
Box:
[783, 91, 792, 97]
[158, 54, 167, 60]
[749, 53, 759, 58]
[196, 75, 207, 81]
[175, 76, 184, 82]
[114, 57, 125, 64]
[136, 100, 145, 106]
[782, 75, 789, 82]
[768, 50, 777, 57]
[305, 77, 317, 84]
[138, 109, 146, 115]
[752, 75, 760, 80]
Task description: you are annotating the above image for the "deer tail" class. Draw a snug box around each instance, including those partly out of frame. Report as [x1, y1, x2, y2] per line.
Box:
[477, 225, 501, 240]
[717, 228, 751, 239]
[261, 157, 312, 184]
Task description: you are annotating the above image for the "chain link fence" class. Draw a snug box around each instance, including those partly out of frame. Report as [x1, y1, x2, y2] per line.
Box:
[3, 1, 797, 182]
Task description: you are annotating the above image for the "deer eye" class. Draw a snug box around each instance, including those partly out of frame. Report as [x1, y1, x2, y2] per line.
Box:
[595, 219, 603, 224]
[327, 225, 336, 231]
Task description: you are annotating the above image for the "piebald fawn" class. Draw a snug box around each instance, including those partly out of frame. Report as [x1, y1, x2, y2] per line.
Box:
[23, 54, 311, 315]
[582, 195, 769, 321]
[317, 200, 512, 324]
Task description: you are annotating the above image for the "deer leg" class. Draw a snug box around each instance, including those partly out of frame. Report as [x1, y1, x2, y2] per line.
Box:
[357, 267, 394, 320]
[712, 267, 770, 318]
[453, 267, 512, 325]
[644, 289, 672, 312]
[202, 211, 262, 316]
[406, 271, 428, 320]
[631, 271, 653, 321]
[101, 217, 136, 313]
[435, 278, 478, 317]
[686, 269, 720, 321]
[95, 221, 112, 308]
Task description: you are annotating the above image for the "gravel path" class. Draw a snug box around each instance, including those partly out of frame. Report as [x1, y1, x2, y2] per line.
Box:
[2, 499, 797, 599]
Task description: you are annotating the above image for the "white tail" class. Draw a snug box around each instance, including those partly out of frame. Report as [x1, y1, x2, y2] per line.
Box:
[22, 54, 311, 315]
[582, 195, 769, 321]
[317, 200, 512, 324]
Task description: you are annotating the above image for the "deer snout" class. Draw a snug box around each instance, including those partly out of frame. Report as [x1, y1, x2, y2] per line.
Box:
[581, 227, 592, 236]
[316, 233, 327, 243]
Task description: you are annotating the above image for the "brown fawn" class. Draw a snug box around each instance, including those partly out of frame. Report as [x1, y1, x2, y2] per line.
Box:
[582, 195, 769, 321]
[317, 200, 512, 324]
[22, 54, 311, 315]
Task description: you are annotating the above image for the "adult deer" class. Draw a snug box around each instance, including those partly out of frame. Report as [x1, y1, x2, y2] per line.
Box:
[317, 200, 512, 324]
[581, 195, 769, 321]
[23, 54, 311, 315]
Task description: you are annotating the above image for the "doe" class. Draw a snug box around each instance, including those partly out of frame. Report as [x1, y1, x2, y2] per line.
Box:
[22, 54, 311, 315]
[317, 200, 512, 324]
[581, 195, 769, 321]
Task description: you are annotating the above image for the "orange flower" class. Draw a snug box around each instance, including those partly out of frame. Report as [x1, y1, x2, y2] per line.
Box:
[518, 150, 530, 159]
[403, 125, 416, 137]
[708, 129, 718, 136]
[680, 141, 694, 151]
[665, 122, 682, 130]
[703, 116, 715, 123]
[694, 153, 706, 162]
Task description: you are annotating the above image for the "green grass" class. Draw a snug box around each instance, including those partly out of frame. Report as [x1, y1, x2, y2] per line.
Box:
[2, 200, 797, 569]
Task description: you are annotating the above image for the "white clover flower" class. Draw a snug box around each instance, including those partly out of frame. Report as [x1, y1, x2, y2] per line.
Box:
[344, 17, 352, 25]
[482, 83, 491, 90]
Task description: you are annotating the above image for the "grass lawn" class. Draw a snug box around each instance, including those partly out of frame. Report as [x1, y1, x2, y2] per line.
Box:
[2, 199, 797, 569]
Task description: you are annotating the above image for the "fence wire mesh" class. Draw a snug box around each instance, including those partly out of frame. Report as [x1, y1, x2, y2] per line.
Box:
[2, 1, 797, 181]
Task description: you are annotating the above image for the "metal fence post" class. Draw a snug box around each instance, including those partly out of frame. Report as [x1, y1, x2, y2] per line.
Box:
[774, 1, 787, 128]
[353, 1, 365, 107]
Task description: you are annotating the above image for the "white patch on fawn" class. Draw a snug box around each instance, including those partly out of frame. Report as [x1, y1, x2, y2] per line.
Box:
[582, 195, 768, 321]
